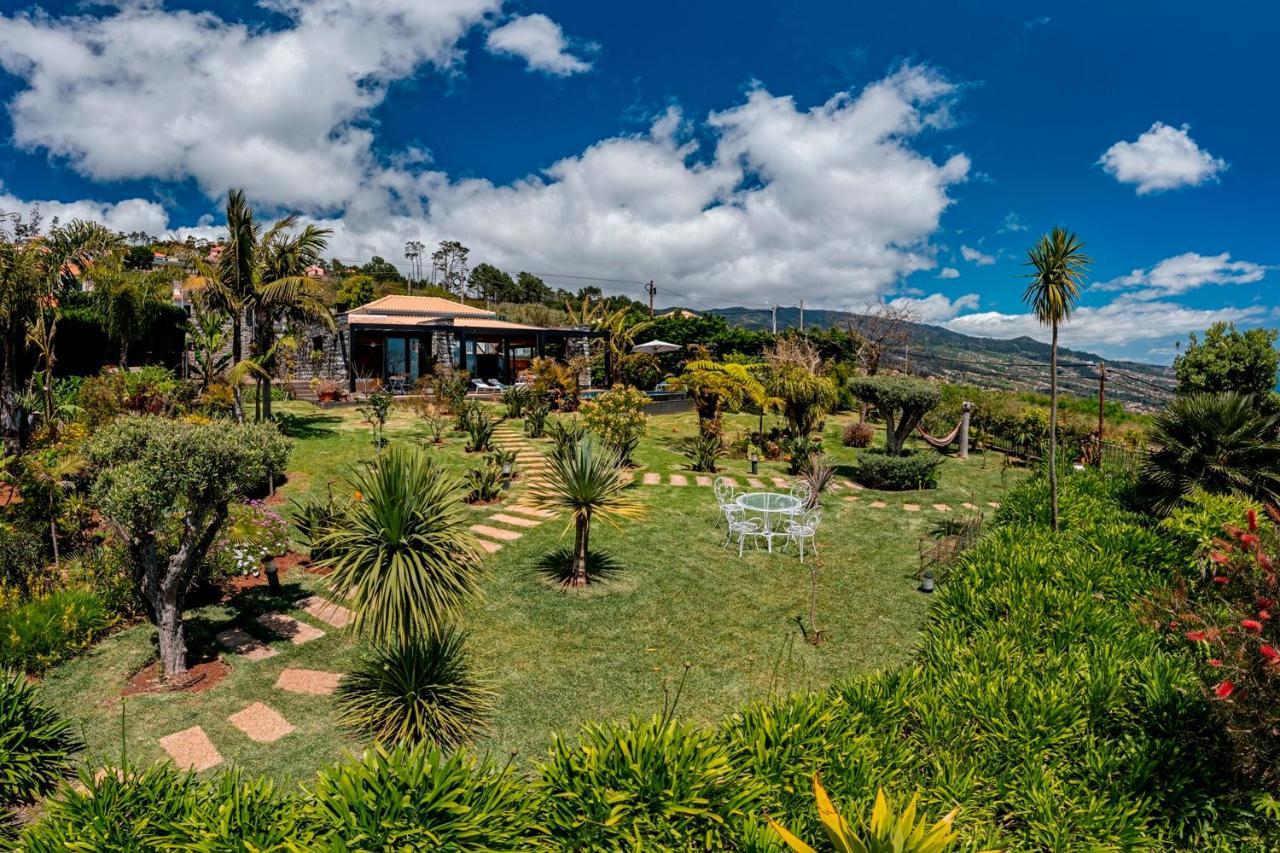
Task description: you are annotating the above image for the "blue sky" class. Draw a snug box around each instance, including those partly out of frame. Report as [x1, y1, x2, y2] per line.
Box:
[0, 0, 1275, 361]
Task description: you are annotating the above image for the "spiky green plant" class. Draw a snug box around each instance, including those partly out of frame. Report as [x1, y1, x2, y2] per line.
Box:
[1142, 392, 1280, 514]
[0, 669, 83, 806]
[529, 436, 643, 587]
[1021, 227, 1091, 531]
[683, 433, 722, 473]
[524, 401, 550, 438]
[316, 445, 484, 645]
[465, 412, 495, 453]
[336, 628, 493, 748]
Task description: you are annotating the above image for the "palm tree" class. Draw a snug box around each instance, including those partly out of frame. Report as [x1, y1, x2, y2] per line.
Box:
[1142, 392, 1280, 514]
[316, 444, 485, 645]
[1022, 227, 1091, 531]
[22, 451, 85, 568]
[528, 436, 644, 587]
[567, 297, 653, 386]
[671, 360, 769, 438]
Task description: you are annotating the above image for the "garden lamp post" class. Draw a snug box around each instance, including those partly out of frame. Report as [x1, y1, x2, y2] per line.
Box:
[264, 555, 282, 594]
[919, 567, 935, 594]
[750, 450, 759, 476]
[501, 460, 513, 488]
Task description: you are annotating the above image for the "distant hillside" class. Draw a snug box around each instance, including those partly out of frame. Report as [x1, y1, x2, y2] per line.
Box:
[700, 306, 1176, 410]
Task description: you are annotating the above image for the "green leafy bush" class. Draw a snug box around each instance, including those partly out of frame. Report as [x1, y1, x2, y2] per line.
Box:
[465, 462, 504, 504]
[524, 401, 550, 438]
[433, 370, 470, 414]
[501, 383, 531, 418]
[783, 434, 823, 475]
[580, 385, 648, 465]
[683, 433, 722, 473]
[336, 629, 492, 749]
[159, 770, 312, 850]
[303, 743, 541, 850]
[537, 714, 767, 850]
[0, 521, 48, 599]
[853, 449, 942, 491]
[0, 670, 83, 807]
[546, 417, 588, 458]
[847, 376, 941, 455]
[464, 410, 495, 453]
[290, 486, 352, 563]
[620, 352, 663, 391]
[0, 588, 111, 673]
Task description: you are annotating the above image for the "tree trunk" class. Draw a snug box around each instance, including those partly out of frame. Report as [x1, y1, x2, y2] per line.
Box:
[231, 310, 245, 425]
[261, 375, 272, 420]
[883, 410, 899, 455]
[49, 499, 59, 569]
[1049, 322, 1060, 533]
[156, 591, 188, 679]
[569, 514, 590, 587]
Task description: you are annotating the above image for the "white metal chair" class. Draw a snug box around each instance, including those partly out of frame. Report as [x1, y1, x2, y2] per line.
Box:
[789, 480, 813, 508]
[713, 477, 738, 526]
[784, 509, 821, 562]
[722, 505, 762, 556]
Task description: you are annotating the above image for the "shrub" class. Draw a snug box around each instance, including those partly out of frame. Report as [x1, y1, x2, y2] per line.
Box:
[1160, 489, 1260, 566]
[770, 775, 962, 853]
[546, 417, 588, 459]
[336, 629, 493, 748]
[537, 714, 767, 850]
[1142, 392, 1280, 514]
[800, 454, 836, 507]
[620, 352, 663, 391]
[847, 376, 941, 455]
[465, 463, 504, 504]
[433, 370, 470, 414]
[290, 486, 352, 563]
[0, 521, 48, 599]
[303, 743, 541, 850]
[0, 588, 111, 673]
[162, 770, 312, 850]
[580, 385, 648, 465]
[357, 388, 394, 452]
[207, 500, 290, 579]
[782, 434, 823, 475]
[0, 670, 83, 807]
[683, 433, 722, 473]
[524, 401, 550, 438]
[501, 384, 531, 418]
[842, 421, 874, 448]
[853, 449, 942, 491]
[454, 399, 485, 432]
[464, 411, 495, 453]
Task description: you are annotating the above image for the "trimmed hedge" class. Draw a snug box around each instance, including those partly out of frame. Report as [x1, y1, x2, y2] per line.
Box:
[17, 470, 1280, 848]
[854, 448, 942, 490]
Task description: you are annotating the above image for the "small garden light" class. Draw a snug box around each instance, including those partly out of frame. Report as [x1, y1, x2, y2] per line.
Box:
[919, 567, 935, 594]
[501, 460, 513, 487]
[750, 450, 759, 475]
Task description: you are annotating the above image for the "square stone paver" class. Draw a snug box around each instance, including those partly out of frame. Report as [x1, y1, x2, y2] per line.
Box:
[962, 502, 978, 510]
[159, 726, 222, 772]
[869, 500, 887, 509]
[228, 702, 295, 743]
[932, 503, 951, 512]
[297, 595, 353, 629]
[987, 501, 1001, 509]
[490, 512, 540, 528]
[216, 627, 278, 661]
[771, 477, 789, 488]
[257, 612, 326, 645]
[669, 474, 688, 486]
[470, 524, 522, 541]
[476, 538, 502, 553]
[842, 495, 859, 502]
[507, 505, 555, 518]
[695, 476, 712, 487]
[643, 472, 661, 485]
[719, 477, 738, 487]
[902, 503, 921, 512]
[747, 478, 765, 489]
[276, 668, 343, 696]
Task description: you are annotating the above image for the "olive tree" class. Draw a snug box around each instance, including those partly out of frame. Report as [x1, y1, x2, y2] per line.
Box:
[847, 375, 940, 456]
[89, 415, 290, 680]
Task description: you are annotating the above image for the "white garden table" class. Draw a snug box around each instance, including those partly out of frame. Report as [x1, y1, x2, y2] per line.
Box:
[736, 492, 803, 553]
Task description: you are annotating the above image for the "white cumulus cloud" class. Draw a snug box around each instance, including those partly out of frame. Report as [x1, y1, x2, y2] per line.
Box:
[960, 244, 994, 265]
[1098, 122, 1227, 194]
[888, 292, 979, 324]
[936, 267, 960, 279]
[1095, 251, 1267, 300]
[486, 13, 593, 75]
[0, 190, 171, 235]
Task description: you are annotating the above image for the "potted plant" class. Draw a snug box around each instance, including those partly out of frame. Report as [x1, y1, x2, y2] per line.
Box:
[313, 377, 343, 403]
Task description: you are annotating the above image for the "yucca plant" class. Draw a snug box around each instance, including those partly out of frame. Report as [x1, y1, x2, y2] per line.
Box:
[315, 445, 484, 645]
[800, 454, 836, 508]
[524, 401, 550, 438]
[454, 400, 484, 432]
[546, 417, 588, 459]
[289, 484, 350, 562]
[769, 775, 964, 853]
[683, 433, 722, 473]
[465, 463, 504, 504]
[336, 628, 493, 748]
[0, 669, 83, 806]
[529, 436, 643, 587]
[465, 411, 495, 453]
[1142, 392, 1280, 515]
[501, 384, 531, 418]
[486, 447, 518, 478]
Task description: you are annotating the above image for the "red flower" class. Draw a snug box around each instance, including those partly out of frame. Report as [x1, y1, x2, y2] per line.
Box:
[1213, 575, 1230, 585]
[1210, 551, 1230, 565]
[1214, 680, 1236, 699]
[1241, 533, 1260, 548]
[1247, 508, 1259, 532]
[1258, 597, 1275, 610]
[1242, 619, 1264, 632]
[1209, 658, 1223, 667]
[1260, 610, 1273, 621]
[1185, 630, 1208, 642]
[1259, 553, 1274, 573]
[1261, 645, 1280, 663]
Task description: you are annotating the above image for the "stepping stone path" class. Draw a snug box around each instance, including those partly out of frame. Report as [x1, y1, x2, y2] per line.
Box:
[771, 477, 790, 488]
[933, 503, 951, 512]
[643, 472, 661, 485]
[747, 478, 765, 489]
[869, 501, 887, 509]
[276, 668, 343, 696]
[987, 501, 1001, 509]
[216, 627, 278, 661]
[159, 726, 222, 772]
[464, 427, 558, 554]
[669, 474, 688, 486]
[695, 476, 712, 486]
[490, 512, 539, 528]
[228, 702, 295, 743]
[962, 502, 978, 510]
[257, 612, 325, 645]
[470, 524, 522, 541]
[842, 495, 859, 502]
[296, 595, 352, 629]
[902, 504, 921, 512]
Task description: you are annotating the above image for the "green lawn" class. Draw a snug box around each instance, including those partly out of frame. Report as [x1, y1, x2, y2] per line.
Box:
[37, 400, 1024, 781]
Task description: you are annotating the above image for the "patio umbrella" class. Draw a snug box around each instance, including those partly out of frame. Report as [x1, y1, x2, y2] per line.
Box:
[631, 339, 681, 355]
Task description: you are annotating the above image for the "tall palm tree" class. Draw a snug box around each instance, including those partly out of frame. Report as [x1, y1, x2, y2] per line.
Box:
[316, 445, 485, 645]
[567, 297, 653, 386]
[1022, 227, 1091, 531]
[672, 360, 769, 438]
[529, 436, 644, 587]
[22, 451, 85, 568]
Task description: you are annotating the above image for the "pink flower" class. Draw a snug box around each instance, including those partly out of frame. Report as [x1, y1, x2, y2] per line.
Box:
[1242, 619, 1264, 632]
[1214, 680, 1236, 699]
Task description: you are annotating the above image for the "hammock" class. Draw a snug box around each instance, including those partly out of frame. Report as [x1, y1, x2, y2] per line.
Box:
[916, 420, 962, 450]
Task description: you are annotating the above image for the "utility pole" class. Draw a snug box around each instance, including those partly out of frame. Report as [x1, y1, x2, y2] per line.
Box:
[799, 299, 805, 333]
[645, 280, 656, 317]
[769, 303, 777, 335]
[1096, 361, 1106, 463]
